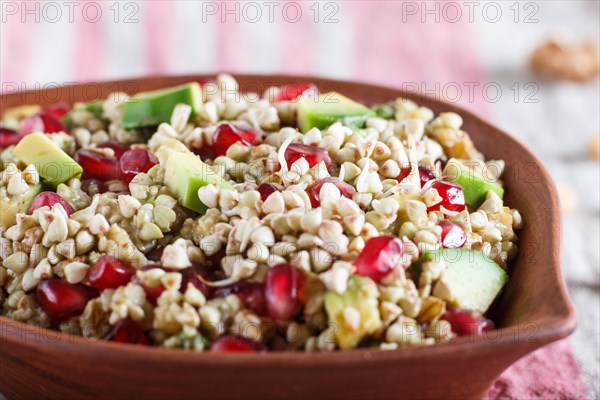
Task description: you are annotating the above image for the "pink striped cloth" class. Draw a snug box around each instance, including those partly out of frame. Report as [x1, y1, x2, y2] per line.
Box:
[0, 1, 590, 398]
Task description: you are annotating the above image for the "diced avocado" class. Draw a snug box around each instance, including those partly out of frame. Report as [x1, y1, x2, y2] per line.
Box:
[444, 158, 504, 209]
[0, 183, 42, 228]
[324, 275, 382, 349]
[164, 151, 233, 214]
[121, 83, 202, 129]
[427, 248, 508, 314]
[13, 132, 82, 187]
[297, 92, 376, 132]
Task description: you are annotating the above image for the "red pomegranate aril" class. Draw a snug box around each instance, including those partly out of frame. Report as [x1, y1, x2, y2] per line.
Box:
[37, 280, 98, 324]
[20, 113, 67, 135]
[88, 255, 135, 291]
[192, 145, 217, 161]
[275, 83, 317, 102]
[213, 281, 266, 316]
[210, 334, 266, 352]
[98, 140, 130, 159]
[284, 143, 332, 171]
[309, 177, 356, 208]
[257, 183, 279, 202]
[213, 124, 259, 156]
[426, 181, 466, 213]
[439, 220, 467, 248]
[75, 149, 120, 182]
[103, 318, 149, 345]
[442, 309, 492, 336]
[396, 165, 436, 187]
[138, 282, 164, 306]
[354, 236, 403, 282]
[0, 127, 21, 149]
[265, 264, 300, 320]
[119, 149, 158, 184]
[43, 103, 70, 120]
[28, 191, 75, 216]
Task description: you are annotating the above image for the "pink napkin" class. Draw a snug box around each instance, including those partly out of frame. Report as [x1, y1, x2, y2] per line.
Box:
[486, 340, 588, 399]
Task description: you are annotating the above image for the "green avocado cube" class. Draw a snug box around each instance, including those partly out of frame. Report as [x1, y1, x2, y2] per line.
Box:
[122, 83, 202, 129]
[426, 248, 508, 314]
[164, 152, 233, 214]
[444, 158, 504, 209]
[324, 275, 382, 349]
[0, 183, 42, 228]
[13, 132, 82, 187]
[297, 92, 376, 133]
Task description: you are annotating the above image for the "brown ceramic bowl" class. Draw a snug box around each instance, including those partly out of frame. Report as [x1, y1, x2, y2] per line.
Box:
[0, 75, 576, 400]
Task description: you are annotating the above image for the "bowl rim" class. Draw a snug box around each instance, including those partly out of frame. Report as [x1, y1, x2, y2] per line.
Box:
[0, 74, 577, 365]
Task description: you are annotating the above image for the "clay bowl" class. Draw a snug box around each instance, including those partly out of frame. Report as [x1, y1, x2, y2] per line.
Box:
[0, 75, 576, 400]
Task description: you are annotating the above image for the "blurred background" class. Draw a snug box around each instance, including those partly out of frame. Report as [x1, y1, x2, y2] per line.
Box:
[1, 0, 599, 398]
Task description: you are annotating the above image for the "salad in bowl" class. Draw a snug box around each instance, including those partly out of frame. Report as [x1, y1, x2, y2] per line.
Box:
[0, 74, 522, 352]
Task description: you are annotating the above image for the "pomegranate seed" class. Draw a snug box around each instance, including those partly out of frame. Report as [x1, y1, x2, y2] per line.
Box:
[426, 181, 466, 213]
[119, 149, 158, 184]
[192, 145, 217, 161]
[257, 183, 279, 202]
[98, 140, 130, 159]
[439, 220, 467, 248]
[396, 165, 436, 187]
[37, 280, 98, 324]
[28, 191, 75, 216]
[20, 113, 67, 135]
[211, 334, 266, 352]
[213, 124, 259, 156]
[104, 318, 149, 345]
[81, 179, 106, 195]
[75, 149, 120, 182]
[265, 264, 300, 320]
[285, 143, 332, 171]
[309, 177, 356, 208]
[88, 255, 135, 291]
[354, 236, 403, 282]
[213, 281, 266, 316]
[442, 309, 492, 336]
[275, 83, 317, 102]
[0, 127, 21, 149]
[43, 103, 70, 120]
